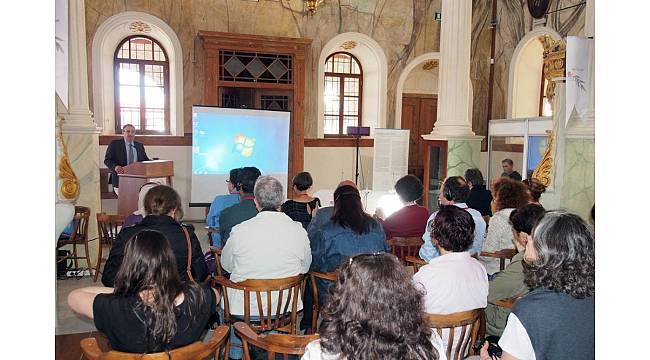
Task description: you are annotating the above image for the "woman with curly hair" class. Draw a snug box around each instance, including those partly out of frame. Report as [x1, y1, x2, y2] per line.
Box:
[522, 178, 546, 205]
[480, 210, 595, 360]
[302, 253, 445, 360]
[481, 178, 531, 274]
[68, 230, 218, 353]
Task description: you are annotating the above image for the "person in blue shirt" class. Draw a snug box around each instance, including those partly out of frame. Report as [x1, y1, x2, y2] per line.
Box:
[419, 176, 486, 262]
[205, 168, 242, 247]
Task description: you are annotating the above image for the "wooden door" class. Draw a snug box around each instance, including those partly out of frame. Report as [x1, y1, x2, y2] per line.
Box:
[401, 95, 437, 181]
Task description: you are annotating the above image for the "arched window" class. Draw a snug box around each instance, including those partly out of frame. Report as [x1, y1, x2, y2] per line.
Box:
[114, 36, 169, 134]
[539, 75, 552, 117]
[323, 52, 362, 136]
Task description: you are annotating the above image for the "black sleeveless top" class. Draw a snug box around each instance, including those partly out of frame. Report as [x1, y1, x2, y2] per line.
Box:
[281, 198, 321, 230]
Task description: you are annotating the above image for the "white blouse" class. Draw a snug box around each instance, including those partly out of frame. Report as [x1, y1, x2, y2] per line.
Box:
[301, 332, 448, 360]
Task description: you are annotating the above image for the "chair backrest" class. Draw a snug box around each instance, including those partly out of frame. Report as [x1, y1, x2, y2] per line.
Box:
[209, 246, 224, 277]
[424, 308, 483, 360]
[480, 248, 518, 271]
[79, 325, 229, 360]
[96, 213, 125, 246]
[71, 206, 91, 242]
[308, 271, 338, 331]
[235, 322, 319, 360]
[215, 274, 305, 334]
[405, 255, 428, 272]
[387, 237, 424, 263]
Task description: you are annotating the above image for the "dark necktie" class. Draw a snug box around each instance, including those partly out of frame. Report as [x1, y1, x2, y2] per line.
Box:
[128, 143, 134, 164]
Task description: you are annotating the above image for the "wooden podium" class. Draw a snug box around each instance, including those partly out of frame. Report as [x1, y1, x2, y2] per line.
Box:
[117, 160, 174, 216]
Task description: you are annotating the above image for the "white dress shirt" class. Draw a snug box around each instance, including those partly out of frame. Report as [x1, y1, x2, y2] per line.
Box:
[221, 211, 312, 316]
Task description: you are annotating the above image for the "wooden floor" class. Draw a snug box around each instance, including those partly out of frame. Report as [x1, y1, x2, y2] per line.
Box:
[55, 331, 110, 360]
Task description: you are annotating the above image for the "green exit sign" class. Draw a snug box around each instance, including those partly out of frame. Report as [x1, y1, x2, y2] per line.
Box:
[434, 12, 442, 21]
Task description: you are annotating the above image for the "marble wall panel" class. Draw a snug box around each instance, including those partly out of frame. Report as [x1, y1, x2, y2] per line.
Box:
[447, 139, 482, 177]
[561, 138, 594, 221]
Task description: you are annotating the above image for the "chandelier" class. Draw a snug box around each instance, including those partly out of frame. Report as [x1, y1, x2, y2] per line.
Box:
[303, 0, 325, 15]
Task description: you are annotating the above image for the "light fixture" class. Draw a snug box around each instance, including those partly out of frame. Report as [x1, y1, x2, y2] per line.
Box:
[304, 0, 325, 15]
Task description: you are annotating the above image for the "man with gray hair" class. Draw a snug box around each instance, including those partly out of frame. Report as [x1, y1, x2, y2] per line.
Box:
[220, 175, 312, 359]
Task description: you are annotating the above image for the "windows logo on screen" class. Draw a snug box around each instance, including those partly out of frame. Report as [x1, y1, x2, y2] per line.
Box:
[233, 134, 256, 157]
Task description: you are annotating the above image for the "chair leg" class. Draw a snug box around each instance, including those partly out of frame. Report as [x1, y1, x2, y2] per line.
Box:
[84, 239, 92, 274]
[93, 241, 103, 282]
[73, 243, 79, 269]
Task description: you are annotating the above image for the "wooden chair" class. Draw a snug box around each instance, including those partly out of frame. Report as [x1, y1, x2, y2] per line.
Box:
[405, 255, 428, 272]
[235, 322, 319, 360]
[79, 325, 229, 359]
[209, 246, 224, 278]
[480, 248, 518, 271]
[425, 308, 484, 360]
[213, 274, 305, 356]
[308, 271, 338, 331]
[387, 237, 424, 263]
[95, 213, 125, 282]
[57, 206, 93, 272]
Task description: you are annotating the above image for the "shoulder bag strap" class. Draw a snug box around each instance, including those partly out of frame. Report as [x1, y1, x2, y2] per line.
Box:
[180, 225, 195, 282]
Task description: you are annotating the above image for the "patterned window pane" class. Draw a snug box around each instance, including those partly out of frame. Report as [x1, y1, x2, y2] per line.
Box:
[119, 63, 140, 85]
[343, 116, 358, 134]
[324, 115, 339, 134]
[119, 85, 140, 107]
[344, 78, 359, 96]
[120, 108, 141, 128]
[145, 109, 165, 132]
[351, 59, 360, 74]
[145, 86, 165, 108]
[344, 98, 358, 116]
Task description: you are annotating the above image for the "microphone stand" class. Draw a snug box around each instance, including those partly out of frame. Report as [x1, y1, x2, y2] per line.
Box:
[354, 133, 360, 185]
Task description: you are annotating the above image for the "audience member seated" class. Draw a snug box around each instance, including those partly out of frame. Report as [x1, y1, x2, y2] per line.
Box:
[306, 180, 356, 240]
[419, 176, 486, 261]
[281, 171, 321, 230]
[102, 185, 208, 287]
[302, 253, 445, 360]
[123, 182, 159, 227]
[376, 174, 429, 239]
[306, 185, 388, 331]
[485, 203, 545, 337]
[206, 168, 242, 247]
[480, 210, 595, 360]
[219, 166, 261, 243]
[413, 205, 488, 352]
[481, 178, 531, 274]
[522, 177, 546, 205]
[465, 168, 493, 217]
[68, 230, 218, 353]
[221, 176, 312, 360]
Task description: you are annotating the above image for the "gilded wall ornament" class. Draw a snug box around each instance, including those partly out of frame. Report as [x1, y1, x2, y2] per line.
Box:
[531, 130, 554, 187]
[129, 21, 152, 33]
[539, 35, 566, 103]
[340, 41, 357, 50]
[57, 120, 80, 200]
[422, 60, 439, 71]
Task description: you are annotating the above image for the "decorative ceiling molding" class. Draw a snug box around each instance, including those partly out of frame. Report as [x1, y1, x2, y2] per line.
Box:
[129, 21, 151, 33]
[340, 40, 357, 50]
[422, 59, 439, 70]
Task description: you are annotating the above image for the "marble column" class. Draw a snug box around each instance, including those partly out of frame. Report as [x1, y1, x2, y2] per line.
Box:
[423, 0, 483, 176]
[428, 0, 475, 137]
[57, 0, 101, 269]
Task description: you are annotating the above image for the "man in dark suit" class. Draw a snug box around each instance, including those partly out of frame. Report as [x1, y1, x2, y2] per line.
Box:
[104, 124, 151, 194]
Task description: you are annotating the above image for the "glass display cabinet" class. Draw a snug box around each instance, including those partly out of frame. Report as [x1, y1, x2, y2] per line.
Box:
[422, 140, 448, 213]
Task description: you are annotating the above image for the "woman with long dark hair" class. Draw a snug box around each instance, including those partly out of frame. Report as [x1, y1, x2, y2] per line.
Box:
[102, 185, 208, 286]
[302, 253, 444, 360]
[480, 210, 595, 360]
[68, 230, 218, 353]
[309, 185, 388, 273]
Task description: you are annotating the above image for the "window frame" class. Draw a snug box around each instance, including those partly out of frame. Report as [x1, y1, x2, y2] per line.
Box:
[113, 35, 171, 135]
[323, 52, 363, 137]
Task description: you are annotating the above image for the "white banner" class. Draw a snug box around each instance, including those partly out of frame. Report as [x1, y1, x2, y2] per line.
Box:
[566, 36, 594, 122]
[372, 128, 410, 192]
